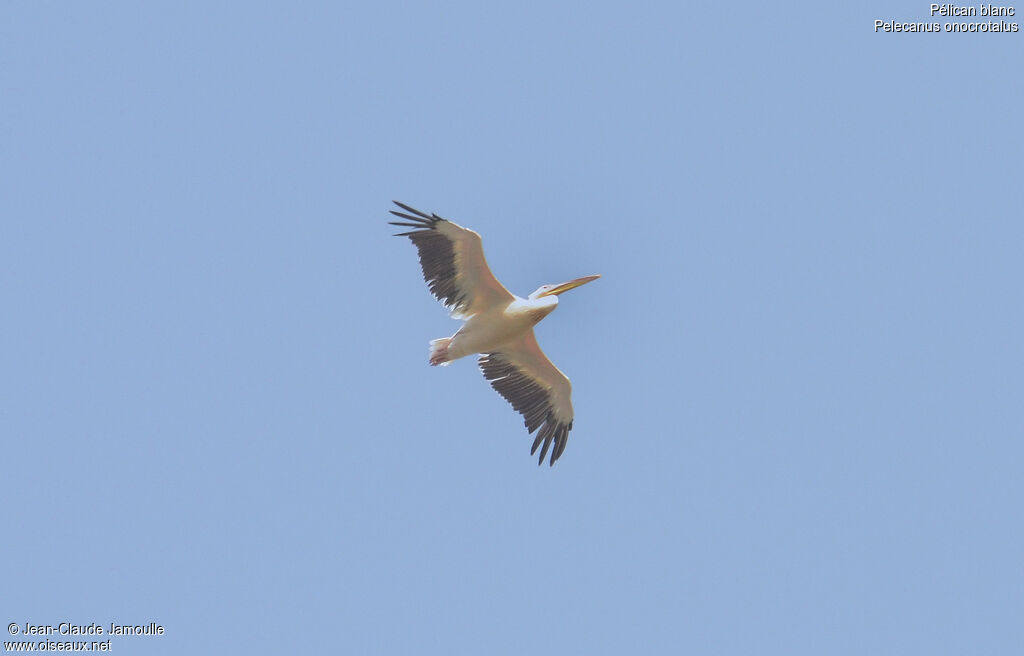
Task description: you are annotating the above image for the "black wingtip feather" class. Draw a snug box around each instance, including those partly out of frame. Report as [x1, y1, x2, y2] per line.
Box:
[538, 433, 554, 465]
[388, 211, 433, 224]
[392, 201, 432, 219]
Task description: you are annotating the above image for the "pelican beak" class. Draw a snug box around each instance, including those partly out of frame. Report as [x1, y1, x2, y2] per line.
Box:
[539, 274, 601, 297]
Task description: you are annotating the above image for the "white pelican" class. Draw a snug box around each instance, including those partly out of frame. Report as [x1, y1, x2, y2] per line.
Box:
[390, 201, 600, 466]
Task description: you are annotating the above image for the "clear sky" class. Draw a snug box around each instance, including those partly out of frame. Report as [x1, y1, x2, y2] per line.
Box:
[3, 2, 1022, 654]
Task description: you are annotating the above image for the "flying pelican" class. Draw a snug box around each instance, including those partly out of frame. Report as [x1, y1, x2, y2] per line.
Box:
[389, 201, 600, 466]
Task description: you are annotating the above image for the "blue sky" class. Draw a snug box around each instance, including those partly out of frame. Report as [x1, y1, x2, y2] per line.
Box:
[3, 2, 1022, 654]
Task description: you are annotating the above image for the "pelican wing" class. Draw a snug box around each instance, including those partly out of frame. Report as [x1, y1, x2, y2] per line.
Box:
[479, 330, 574, 466]
[390, 201, 515, 318]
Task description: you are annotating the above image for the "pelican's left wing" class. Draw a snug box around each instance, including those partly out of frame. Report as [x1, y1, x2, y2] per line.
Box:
[479, 330, 575, 466]
[389, 201, 515, 318]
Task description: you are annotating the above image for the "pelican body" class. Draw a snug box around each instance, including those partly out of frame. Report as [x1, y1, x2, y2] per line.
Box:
[389, 201, 600, 466]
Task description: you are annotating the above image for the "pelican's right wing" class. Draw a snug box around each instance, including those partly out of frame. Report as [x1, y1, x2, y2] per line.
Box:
[389, 201, 515, 318]
[479, 330, 575, 466]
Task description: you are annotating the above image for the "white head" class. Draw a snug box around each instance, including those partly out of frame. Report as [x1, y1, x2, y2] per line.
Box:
[527, 274, 601, 300]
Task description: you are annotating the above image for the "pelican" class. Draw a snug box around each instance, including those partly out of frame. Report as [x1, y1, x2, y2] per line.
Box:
[390, 201, 600, 466]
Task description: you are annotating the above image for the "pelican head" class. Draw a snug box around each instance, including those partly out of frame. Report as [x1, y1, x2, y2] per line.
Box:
[528, 274, 601, 300]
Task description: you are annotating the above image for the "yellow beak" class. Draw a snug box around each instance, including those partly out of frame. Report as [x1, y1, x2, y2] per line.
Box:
[538, 274, 601, 297]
